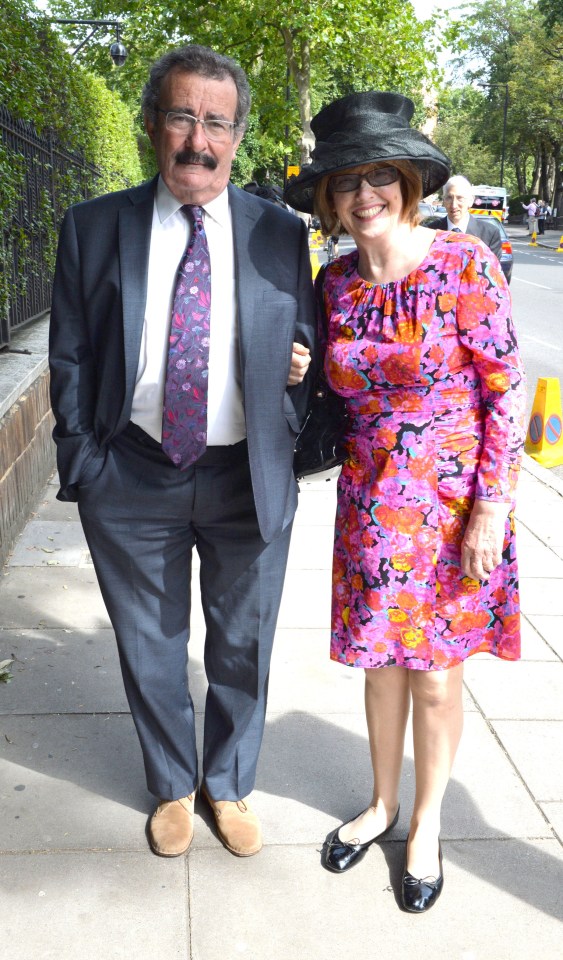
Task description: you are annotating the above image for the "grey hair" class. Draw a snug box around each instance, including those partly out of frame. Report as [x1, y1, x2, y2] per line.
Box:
[443, 175, 474, 198]
[141, 44, 251, 130]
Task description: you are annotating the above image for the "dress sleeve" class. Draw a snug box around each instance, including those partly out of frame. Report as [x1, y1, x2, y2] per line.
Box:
[456, 239, 526, 501]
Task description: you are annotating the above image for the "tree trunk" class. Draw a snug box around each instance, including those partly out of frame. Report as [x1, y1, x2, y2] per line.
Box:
[514, 154, 527, 194]
[530, 149, 541, 194]
[539, 143, 550, 201]
[552, 142, 562, 221]
[282, 27, 314, 166]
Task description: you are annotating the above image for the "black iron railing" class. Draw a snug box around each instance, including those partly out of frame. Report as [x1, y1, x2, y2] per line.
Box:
[0, 105, 100, 348]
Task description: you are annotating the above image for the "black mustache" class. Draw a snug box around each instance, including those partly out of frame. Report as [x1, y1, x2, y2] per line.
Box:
[175, 149, 217, 170]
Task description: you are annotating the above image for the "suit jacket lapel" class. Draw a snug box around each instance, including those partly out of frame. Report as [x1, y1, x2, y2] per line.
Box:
[118, 177, 157, 418]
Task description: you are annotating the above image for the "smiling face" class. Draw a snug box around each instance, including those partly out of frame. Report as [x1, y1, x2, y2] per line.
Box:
[330, 163, 405, 244]
[144, 68, 243, 205]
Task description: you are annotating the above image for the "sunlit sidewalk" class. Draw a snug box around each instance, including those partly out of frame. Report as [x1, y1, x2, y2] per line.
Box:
[1, 456, 562, 959]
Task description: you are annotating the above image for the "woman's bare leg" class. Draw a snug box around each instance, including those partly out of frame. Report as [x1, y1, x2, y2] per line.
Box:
[339, 666, 410, 843]
[406, 663, 464, 877]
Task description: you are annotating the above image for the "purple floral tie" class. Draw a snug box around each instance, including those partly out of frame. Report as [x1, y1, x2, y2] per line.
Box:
[162, 205, 211, 468]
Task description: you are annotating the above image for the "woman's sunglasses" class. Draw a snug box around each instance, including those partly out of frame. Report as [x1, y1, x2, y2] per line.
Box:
[329, 166, 399, 194]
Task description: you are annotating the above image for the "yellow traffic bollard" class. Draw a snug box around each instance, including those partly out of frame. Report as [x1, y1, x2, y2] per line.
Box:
[310, 249, 322, 279]
[557, 235, 563, 254]
[525, 377, 563, 467]
[528, 230, 538, 247]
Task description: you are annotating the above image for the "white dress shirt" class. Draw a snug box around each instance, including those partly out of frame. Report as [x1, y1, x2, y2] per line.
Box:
[447, 215, 470, 232]
[131, 177, 246, 445]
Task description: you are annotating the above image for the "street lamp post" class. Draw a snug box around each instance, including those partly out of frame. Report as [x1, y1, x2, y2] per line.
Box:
[48, 19, 128, 66]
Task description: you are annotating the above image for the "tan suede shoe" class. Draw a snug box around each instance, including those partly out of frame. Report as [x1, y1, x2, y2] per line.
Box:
[202, 787, 263, 857]
[148, 794, 195, 857]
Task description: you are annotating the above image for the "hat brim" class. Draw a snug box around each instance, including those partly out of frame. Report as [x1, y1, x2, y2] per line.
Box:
[284, 136, 450, 213]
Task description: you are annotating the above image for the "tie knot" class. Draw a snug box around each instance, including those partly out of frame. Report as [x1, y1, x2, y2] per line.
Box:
[184, 204, 204, 231]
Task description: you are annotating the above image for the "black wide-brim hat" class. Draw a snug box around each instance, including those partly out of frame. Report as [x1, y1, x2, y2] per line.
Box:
[283, 91, 450, 214]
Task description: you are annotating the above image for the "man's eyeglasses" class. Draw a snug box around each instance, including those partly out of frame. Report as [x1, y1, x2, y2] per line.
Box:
[158, 109, 237, 142]
[329, 166, 399, 194]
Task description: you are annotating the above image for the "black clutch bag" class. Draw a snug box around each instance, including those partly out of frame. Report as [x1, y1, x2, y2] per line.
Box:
[293, 266, 350, 480]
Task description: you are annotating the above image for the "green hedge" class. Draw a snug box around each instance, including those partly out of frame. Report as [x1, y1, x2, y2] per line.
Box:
[1, 1, 142, 326]
[1, 1, 142, 187]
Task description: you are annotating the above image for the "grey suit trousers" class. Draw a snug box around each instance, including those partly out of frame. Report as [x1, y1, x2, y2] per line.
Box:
[77, 425, 292, 801]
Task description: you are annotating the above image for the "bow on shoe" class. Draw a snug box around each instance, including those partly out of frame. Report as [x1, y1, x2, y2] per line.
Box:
[401, 841, 444, 913]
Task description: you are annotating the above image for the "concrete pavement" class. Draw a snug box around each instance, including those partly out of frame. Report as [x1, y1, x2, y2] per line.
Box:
[1, 453, 563, 960]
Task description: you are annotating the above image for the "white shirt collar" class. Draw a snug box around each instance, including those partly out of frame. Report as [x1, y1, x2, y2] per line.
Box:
[447, 215, 470, 232]
[155, 175, 230, 226]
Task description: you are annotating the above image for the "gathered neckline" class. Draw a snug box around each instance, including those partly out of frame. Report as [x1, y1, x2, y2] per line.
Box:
[351, 233, 440, 288]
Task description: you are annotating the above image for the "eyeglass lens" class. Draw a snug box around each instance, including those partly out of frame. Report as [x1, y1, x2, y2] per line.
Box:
[330, 167, 399, 193]
[163, 111, 234, 141]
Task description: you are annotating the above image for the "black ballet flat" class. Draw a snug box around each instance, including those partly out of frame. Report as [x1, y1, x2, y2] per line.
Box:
[322, 806, 400, 874]
[401, 839, 444, 913]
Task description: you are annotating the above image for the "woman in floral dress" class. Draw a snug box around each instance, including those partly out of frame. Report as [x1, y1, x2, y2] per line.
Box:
[285, 92, 525, 912]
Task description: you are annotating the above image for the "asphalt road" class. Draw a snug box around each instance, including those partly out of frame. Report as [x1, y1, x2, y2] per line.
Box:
[509, 237, 563, 416]
[508, 233, 563, 480]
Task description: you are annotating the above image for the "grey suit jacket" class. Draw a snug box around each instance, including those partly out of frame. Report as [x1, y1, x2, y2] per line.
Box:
[49, 178, 316, 543]
[432, 215, 502, 260]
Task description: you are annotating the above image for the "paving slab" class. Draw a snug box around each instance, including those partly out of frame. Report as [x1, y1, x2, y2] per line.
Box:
[0, 714, 151, 851]
[32, 482, 79, 522]
[525, 613, 563, 659]
[520, 614, 561, 660]
[0, 566, 110, 629]
[514, 518, 543, 548]
[1, 852, 189, 960]
[276, 568, 332, 628]
[517, 512, 563, 549]
[294, 479, 338, 526]
[287, 521, 335, 569]
[519, 576, 563, 614]
[549, 543, 563, 561]
[267, 627, 364, 715]
[516, 540, 563, 578]
[539, 802, 563, 842]
[188, 839, 563, 960]
[463, 659, 563, 719]
[492, 720, 563, 802]
[0, 628, 128, 714]
[8, 519, 89, 566]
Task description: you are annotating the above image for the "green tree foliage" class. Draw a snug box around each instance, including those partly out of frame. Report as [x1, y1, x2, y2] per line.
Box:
[433, 87, 501, 187]
[538, 0, 563, 28]
[48, 0, 440, 182]
[441, 0, 563, 206]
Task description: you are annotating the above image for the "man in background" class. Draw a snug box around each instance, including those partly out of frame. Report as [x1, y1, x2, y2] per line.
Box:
[432, 175, 502, 258]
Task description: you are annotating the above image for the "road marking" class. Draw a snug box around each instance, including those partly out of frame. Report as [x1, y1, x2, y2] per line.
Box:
[512, 276, 552, 289]
[521, 334, 562, 350]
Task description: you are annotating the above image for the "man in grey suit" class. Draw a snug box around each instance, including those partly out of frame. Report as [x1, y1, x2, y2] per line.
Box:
[432, 175, 502, 259]
[49, 45, 316, 860]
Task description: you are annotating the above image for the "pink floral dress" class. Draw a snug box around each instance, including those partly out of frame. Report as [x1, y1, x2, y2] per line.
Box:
[322, 231, 526, 671]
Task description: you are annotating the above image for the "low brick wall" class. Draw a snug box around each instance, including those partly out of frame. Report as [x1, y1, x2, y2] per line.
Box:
[0, 369, 55, 566]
